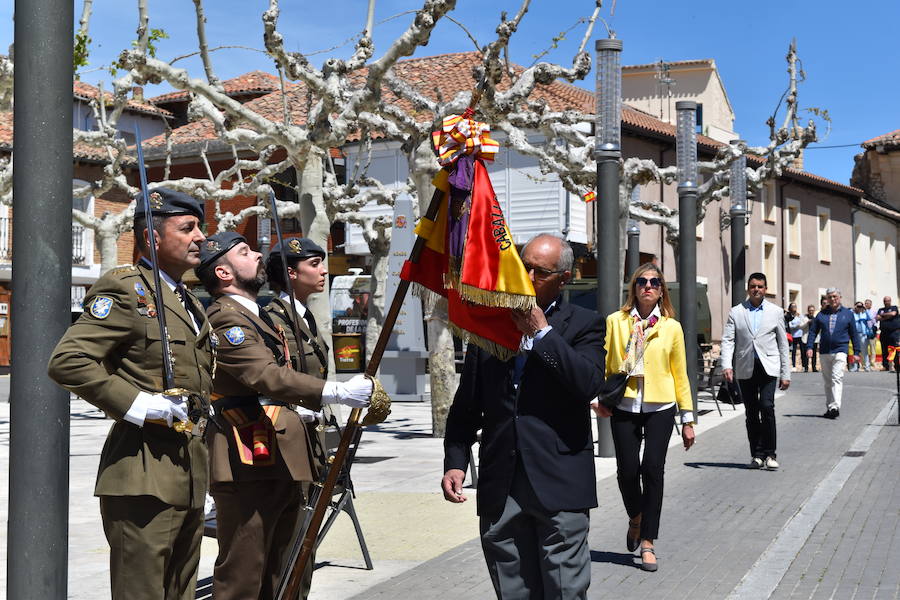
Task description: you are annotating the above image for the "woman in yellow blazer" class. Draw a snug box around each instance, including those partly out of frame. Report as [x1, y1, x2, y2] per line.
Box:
[593, 263, 695, 572]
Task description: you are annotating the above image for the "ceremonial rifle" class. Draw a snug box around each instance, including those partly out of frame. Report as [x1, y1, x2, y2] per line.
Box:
[276, 83, 486, 600]
[267, 191, 309, 375]
[134, 124, 177, 394]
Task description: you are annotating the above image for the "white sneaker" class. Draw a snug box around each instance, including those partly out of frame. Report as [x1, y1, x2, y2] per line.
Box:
[765, 456, 779, 470]
[750, 457, 764, 469]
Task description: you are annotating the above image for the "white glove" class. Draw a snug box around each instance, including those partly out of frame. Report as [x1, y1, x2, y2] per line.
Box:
[297, 407, 322, 423]
[321, 375, 373, 408]
[124, 392, 188, 427]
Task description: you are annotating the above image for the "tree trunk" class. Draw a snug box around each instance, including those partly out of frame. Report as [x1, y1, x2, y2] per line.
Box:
[409, 140, 457, 437]
[96, 227, 122, 274]
[425, 297, 456, 437]
[365, 239, 389, 363]
[297, 152, 336, 374]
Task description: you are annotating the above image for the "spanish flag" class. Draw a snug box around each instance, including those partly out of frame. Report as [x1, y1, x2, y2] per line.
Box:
[401, 112, 536, 359]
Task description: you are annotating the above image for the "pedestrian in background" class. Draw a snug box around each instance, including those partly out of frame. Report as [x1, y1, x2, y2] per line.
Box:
[594, 263, 695, 572]
[876, 297, 899, 373]
[720, 273, 790, 470]
[806, 288, 862, 419]
[786, 303, 807, 372]
[850, 302, 872, 372]
[864, 299, 878, 371]
[803, 304, 818, 372]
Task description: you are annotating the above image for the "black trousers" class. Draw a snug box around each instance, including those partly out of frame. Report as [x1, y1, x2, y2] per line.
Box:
[805, 340, 818, 371]
[791, 338, 807, 370]
[610, 405, 676, 541]
[738, 359, 777, 459]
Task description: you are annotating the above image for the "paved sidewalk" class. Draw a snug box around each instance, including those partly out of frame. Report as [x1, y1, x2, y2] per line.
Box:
[0, 371, 897, 599]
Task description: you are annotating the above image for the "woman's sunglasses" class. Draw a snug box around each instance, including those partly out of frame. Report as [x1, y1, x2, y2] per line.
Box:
[635, 276, 661, 289]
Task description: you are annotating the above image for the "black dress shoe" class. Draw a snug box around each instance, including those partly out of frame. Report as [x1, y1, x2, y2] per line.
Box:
[824, 408, 837, 419]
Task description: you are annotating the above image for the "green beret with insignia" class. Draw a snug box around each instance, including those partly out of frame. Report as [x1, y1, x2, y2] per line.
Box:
[196, 231, 247, 276]
[268, 237, 326, 262]
[133, 187, 204, 224]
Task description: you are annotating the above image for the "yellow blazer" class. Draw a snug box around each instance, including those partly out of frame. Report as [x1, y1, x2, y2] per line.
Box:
[604, 311, 693, 412]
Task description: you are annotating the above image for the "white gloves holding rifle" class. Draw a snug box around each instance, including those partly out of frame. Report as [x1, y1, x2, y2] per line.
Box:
[321, 375, 373, 408]
[125, 392, 188, 427]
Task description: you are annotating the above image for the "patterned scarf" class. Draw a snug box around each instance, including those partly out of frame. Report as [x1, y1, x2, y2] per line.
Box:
[621, 314, 659, 376]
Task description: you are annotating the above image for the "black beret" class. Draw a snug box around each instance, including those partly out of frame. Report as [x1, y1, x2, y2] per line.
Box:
[268, 238, 326, 262]
[134, 187, 204, 223]
[196, 231, 246, 273]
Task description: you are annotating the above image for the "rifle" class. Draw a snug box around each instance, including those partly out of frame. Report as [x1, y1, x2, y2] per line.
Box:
[275, 82, 487, 600]
[267, 191, 308, 375]
[133, 124, 197, 432]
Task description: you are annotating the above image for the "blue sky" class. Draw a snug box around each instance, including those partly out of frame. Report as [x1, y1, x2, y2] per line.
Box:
[1, 0, 896, 185]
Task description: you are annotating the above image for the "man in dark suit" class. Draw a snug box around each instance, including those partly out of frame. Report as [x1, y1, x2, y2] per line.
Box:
[441, 233, 605, 600]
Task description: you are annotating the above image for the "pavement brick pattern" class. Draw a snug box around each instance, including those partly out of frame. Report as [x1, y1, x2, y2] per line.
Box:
[351, 374, 900, 600]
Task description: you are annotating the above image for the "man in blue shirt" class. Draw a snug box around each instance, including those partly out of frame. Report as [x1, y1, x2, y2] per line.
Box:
[806, 288, 862, 419]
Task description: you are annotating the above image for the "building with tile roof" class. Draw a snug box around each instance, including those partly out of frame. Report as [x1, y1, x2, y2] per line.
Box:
[134, 52, 896, 344]
[0, 81, 172, 364]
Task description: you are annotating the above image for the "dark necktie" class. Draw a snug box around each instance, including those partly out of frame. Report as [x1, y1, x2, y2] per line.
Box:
[174, 283, 198, 331]
[303, 309, 318, 338]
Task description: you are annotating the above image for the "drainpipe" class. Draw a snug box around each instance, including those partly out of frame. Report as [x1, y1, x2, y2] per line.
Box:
[779, 180, 789, 307]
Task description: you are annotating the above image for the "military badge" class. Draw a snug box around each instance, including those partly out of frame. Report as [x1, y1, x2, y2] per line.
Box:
[89, 296, 114, 319]
[147, 304, 157, 318]
[210, 331, 219, 348]
[288, 239, 302, 253]
[224, 326, 245, 345]
[206, 239, 221, 252]
[149, 191, 164, 209]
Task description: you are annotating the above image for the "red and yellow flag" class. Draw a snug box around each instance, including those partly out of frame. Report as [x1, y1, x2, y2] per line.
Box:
[401, 112, 535, 359]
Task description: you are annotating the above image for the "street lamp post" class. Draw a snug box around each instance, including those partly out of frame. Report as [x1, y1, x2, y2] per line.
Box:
[675, 101, 699, 417]
[729, 141, 747, 306]
[9, 0, 73, 597]
[625, 219, 641, 279]
[594, 37, 622, 458]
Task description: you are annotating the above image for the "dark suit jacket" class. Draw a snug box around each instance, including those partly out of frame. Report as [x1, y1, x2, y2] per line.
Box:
[444, 299, 605, 520]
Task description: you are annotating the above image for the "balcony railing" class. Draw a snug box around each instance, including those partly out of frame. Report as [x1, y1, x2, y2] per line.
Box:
[0, 217, 89, 265]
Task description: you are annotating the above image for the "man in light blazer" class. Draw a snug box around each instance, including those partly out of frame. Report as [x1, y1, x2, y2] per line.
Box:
[720, 273, 791, 470]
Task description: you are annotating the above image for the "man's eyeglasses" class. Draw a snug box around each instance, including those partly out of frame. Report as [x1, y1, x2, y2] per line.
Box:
[523, 262, 564, 279]
[635, 276, 661, 289]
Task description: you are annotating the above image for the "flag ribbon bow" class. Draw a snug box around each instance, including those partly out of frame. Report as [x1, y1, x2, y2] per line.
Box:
[432, 108, 500, 167]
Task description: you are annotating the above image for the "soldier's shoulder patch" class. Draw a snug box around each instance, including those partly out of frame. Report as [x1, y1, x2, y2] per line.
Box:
[88, 296, 114, 319]
[224, 326, 245, 345]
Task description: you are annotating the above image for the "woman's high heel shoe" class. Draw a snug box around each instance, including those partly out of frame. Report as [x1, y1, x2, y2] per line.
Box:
[640, 546, 658, 572]
[626, 518, 641, 552]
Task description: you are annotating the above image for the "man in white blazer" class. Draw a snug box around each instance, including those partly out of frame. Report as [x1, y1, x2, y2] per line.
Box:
[720, 273, 791, 470]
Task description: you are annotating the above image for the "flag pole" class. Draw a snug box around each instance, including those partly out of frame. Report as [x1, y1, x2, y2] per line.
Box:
[276, 83, 486, 600]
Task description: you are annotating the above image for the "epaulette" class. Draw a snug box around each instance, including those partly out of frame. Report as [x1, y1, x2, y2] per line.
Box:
[107, 265, 138, 277]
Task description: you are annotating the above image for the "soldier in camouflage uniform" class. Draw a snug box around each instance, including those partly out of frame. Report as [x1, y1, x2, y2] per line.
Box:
[48, 188, 213, 600]
[195, 232, 370, 600]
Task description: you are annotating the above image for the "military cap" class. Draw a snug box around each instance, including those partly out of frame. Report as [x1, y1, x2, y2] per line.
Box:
[268, 238, 326, 262]
[133, 187, 204, 223]
[196, 231, 247, 273]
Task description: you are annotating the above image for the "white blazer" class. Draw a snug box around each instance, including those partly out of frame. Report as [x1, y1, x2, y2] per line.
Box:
[720, 299, 791, 381]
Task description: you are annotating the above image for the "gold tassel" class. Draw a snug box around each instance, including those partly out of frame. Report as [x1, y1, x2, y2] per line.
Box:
[448, 322, 519, 362]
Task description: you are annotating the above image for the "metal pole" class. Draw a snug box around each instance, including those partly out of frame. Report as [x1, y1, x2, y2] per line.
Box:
[594, 38, 622, 458]
[676, 101, 699, 417]
[729, 141, 747, 307]
[625, 219, 640, 279]
[9, 0, 73, 597]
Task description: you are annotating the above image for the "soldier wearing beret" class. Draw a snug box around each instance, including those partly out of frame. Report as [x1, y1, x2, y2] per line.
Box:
[196, 232, 372, 600]
[47, 187, 213, 600]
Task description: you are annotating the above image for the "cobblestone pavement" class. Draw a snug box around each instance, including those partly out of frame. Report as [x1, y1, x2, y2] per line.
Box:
[0, 371, 897, 599]
[352, 372, 900, 600]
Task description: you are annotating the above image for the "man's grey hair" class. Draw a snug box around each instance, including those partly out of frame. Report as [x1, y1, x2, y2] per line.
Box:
[826, 287, 841, 296]
[522, 233, 574, 273]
